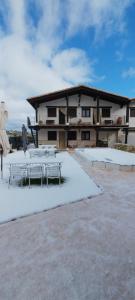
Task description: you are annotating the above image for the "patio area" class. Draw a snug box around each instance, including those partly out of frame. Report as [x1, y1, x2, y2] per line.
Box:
[0, 150, 101, 223]
[0, 154, 135, 300]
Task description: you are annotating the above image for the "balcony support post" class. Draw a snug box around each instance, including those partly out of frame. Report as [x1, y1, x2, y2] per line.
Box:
[97, 96, 100, 124]
[126, 103, 129, 124]
[78, 93, 81, 106]
[35, 104, 39, 148]
[66, 130, 68, 148]
[125, 128, 128, 144]
[96, 128, 99, 147]
[66, 95, 69, 147]
[35, 129, 39, 148]
[125, 102, 129, 144]
[66, 95, 69, 123]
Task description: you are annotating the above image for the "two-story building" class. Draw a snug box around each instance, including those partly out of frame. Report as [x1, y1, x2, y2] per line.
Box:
[27, 85, 131, 148]
[128, 98, 135, 145]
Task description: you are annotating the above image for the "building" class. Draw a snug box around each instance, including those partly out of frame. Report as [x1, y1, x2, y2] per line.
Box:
[27, 85, 132, 148]
[128, 98, 135, 145]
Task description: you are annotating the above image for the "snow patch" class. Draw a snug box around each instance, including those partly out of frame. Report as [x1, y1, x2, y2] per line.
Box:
[0, 151, 101, 223]
[76, 148, 135, 166]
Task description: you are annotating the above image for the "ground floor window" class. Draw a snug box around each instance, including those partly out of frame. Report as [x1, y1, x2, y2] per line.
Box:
[48, 131, 57, 140]
[68, 131, 77, 140]
[81, 131, 90, 140]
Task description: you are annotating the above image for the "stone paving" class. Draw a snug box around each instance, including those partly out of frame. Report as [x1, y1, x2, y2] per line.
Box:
[0, 152, 135, 300]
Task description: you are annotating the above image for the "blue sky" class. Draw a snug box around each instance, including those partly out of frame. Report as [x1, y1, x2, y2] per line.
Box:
[0, 0, 135, 128]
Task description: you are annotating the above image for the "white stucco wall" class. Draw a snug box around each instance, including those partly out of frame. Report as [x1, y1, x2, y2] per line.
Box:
[37, 95, 127, 125]
[99, 99, 126, 125]
[38, 128, 96, 148]
[128, 132, 135, 146]
[38, 129, 59, 147]
[129, 101, 135, 127]
[67, 129, 96, 147]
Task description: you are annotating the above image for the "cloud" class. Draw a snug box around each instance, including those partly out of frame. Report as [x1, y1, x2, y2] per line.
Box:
[66, 0, 134, 39]
[52, 48, 92, 83]
[0, 0, 133, 129]
[0, 0, 99, 129]
[122, 67, 135, 78]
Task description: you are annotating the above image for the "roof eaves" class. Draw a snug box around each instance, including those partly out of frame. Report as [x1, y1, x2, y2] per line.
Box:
[27, 85, 130, 107]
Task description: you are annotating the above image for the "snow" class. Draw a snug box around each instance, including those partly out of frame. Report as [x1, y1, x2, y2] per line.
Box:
[0, 150, 101, 223]
[0, 157, 135, 299]
[76, 147, 135, 165]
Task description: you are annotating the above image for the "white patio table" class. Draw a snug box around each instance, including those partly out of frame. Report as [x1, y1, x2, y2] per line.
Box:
[39, 145, 57, 149]
[29, 148, 56, 158]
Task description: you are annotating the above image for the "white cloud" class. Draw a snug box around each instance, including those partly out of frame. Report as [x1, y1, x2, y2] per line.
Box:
[122, 67, 135, 78]
[8, 0, 26, 37]
[0, 1, 97, 129]
[66, 0, 134, 39]
[52, 48, 91, 83]
[0, 0, 133, 129]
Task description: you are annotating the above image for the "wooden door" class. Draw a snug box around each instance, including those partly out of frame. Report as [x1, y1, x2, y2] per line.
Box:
[59, 131, 66, 148]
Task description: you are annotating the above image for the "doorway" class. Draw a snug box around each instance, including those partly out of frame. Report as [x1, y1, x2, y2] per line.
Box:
[59, 108, 66, 124]
[59, 131, 66, 148]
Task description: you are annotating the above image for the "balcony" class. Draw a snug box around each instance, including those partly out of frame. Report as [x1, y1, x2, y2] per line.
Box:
[28, 115, 128, 129]
[100, 116, 127, 127]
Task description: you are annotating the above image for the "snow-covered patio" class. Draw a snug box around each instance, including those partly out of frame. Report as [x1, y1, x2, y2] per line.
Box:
[0, 150, 101, 223]
[76, 147, 135, 167]
[0, 152, 135, 300]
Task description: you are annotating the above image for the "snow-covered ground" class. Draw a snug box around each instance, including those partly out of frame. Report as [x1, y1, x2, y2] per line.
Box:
[76, 147, 135, 165]
[0, 150, 101, 223]
[0, 156, 135, 300]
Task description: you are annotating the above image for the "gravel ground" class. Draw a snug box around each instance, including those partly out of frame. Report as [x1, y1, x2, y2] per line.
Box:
[0, 152, 135, 300]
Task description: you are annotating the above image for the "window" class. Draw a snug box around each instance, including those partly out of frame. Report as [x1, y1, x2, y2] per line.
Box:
[82, 107, 91, 117]
[68, 131, 77, 140]
[67, 107, 77, 118]
[48, 131, 57, 140]
[102, 108, 110, 118]
[130, 108, 135, 117]
[81, 131, 90, 140]
[48, 107, 56, 117]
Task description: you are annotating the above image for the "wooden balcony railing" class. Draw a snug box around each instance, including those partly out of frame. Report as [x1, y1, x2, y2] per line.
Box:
[29, 115, 128, 127]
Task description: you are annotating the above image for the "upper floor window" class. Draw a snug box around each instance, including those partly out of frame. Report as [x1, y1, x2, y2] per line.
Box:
[102, 108, 110, 118]
[48, 107, 56, 117]
[82, 107, 91, 117]
[130, 108, 135, 117]
[67, 107, 77, 118]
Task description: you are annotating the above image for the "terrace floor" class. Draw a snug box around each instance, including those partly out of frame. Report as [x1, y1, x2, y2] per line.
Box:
[0, 151, 135, 300]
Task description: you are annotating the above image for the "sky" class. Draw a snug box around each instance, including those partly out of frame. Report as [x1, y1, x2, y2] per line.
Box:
[0, 0, 135, 129]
